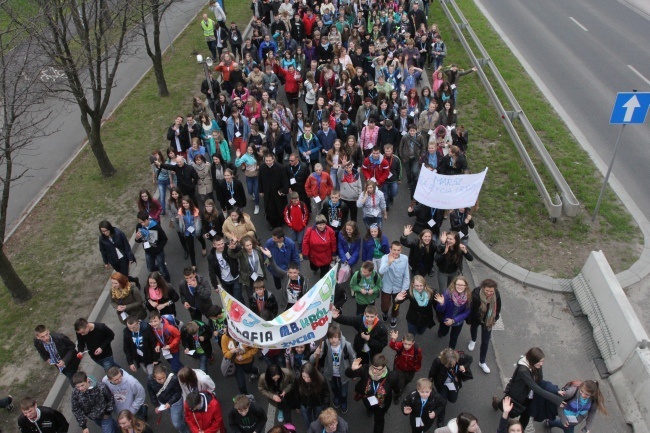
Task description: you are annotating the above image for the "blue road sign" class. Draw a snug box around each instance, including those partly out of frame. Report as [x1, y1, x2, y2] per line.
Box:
[610, 92, 650, 124]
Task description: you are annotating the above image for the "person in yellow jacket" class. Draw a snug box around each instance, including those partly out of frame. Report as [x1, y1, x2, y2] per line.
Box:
[201, 14, 217, 59]
[221, 328, 260, 394]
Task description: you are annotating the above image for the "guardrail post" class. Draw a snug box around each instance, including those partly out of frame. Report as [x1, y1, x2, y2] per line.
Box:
[476, 58, 490, 67]
[505, 111, 519, 121]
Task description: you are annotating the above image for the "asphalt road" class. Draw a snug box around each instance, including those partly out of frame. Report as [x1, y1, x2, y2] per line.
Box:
[3, 0, 209, 238]
[474, 0, 650, 216]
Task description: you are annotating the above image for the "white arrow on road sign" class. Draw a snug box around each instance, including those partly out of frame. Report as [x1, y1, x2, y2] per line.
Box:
[622, 95, 641, 122]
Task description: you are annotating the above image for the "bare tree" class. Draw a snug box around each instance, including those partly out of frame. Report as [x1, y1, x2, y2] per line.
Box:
[3, 0, 134, 177]
[135, 0, 177, 97]
[0, 28, 57, 303]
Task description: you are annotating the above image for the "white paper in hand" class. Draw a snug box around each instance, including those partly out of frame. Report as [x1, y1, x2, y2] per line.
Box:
[143, 242, 151, 249]
[120, 312, 128, 321]
[366, 396, 379, 406]
[162, 348, 173, 359]
[415, 417, 424, 427]
[187, 350, 196, 356]
[158, 404, 167, 411]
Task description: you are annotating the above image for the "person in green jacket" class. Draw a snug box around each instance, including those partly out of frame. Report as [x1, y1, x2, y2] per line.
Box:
[350, 261, 382, 315]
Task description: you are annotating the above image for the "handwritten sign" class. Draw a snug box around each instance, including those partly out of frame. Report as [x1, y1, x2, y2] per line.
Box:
[220, 268, 336, 349]
[414, 166, 488, 209]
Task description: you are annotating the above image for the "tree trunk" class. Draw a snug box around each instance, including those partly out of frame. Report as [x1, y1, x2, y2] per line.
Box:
[89, 115, 117, 177]
[0, 246, 32, 302]
[152, 52, 169, 97]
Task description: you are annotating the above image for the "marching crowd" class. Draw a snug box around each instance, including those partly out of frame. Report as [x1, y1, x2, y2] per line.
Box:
[5, 1, 607, 433]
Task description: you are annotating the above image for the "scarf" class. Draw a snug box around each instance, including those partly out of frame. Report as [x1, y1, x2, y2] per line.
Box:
[413, 290, 429, 307]
[368, 366, 387, 382]
[149, 287, 163, 301]
[451, 290, 467, 307]
[479, 289, 498, 329]
[365, 367, 388, 407]
[364, 315, 379, 332]
[343, 169, 358, 183]
[112, 283, 132, 300]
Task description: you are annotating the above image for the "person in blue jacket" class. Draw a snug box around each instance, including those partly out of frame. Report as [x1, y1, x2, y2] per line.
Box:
[264, 228, 300, 298]
[337, 221, 361, 271]
[434, 276, 472, 349]
[297, 122, 322, 171]
[361, 224, 390, 270]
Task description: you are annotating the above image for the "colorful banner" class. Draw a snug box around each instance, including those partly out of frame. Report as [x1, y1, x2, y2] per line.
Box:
[414, 166, 488, 209]
[219, 268, 336, 349]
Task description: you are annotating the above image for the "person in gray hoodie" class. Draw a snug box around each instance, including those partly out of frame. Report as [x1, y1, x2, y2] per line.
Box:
[310, 325, 356, 414]
[102, 367, 147, 421]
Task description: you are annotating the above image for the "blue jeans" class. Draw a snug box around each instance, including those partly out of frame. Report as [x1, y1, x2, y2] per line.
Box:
[234, 361, 259, 394]
[245, 176, 259, 205]
[157, 179, 170, 212]
[166, 351, 183, 373]
[145, 250, 170, 282]
[407, 322, 428, 336]
[301, 405, 324, 427]
[470, 323, 492, 364]
[438, 322, 464, 349]
[170, 398, 189, 433]
[95, 356, 121, 372]
[93, 416, 119, 433]
[287, 228, 305, 254]
[330, 169, 338, 189]
[329, 377, 348, 406]
[380, 182, 398, 208]
[548, 418, 575, 433]
[222, 279, 244, 305]
[363, 215, 383, 229]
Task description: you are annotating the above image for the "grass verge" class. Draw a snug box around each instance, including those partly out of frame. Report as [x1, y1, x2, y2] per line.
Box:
[0, 3, 249, 430]
[430, 0, 641, 276]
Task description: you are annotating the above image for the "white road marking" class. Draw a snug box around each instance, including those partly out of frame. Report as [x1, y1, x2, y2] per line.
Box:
[569, 17, 589, 32]
[627, 65, 650, 87]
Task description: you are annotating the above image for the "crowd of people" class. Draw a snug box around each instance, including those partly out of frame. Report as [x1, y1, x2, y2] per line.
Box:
[5, 1, 607, 433]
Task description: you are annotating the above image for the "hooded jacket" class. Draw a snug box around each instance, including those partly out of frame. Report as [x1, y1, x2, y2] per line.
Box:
[102, 369, 146, 415]
[178, 275, 213, 317]
[184, 392, 225, 433]
[17, 406, 69, 433]
[361, 153, 390, 186]
[122, 320, 160, 367]
[311, 335, 356, 384]
[98, 227, 135, 266]
[147, 373, 183, 407]
[71, 377, 114, 429]
[334, 314, 388, 359]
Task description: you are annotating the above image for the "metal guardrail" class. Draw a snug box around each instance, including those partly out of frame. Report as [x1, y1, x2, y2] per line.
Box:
[440, 0, 580, 220]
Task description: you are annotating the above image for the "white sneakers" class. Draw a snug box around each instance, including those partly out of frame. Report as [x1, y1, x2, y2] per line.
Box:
[254, 205, 259, 214]
[468, 340, 476, 351]
[479, 363, 491, 373]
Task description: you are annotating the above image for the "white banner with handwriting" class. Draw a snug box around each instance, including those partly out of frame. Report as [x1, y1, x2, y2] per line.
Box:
[414, 166, 488, 209]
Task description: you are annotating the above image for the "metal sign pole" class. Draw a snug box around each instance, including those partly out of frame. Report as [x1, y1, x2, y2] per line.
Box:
[592, 124, 626, 222]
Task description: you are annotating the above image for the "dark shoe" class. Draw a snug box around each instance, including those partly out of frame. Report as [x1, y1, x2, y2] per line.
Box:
[333, 398, 340, 409]
[133, 277, 141, 290]
[390, 317, 398, 328]
[382, 313, 388, 322]
[183, 250, 189, 260]
[5, 396, 13, 412]
[341, 403, 348, 414]
[491, 396, 500, 411]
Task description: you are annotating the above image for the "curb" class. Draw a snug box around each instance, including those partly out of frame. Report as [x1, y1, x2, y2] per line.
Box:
[468, 0, 650, 293]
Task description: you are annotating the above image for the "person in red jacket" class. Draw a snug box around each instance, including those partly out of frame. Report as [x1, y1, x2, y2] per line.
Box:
[305, 163, 334, 215]
[149, 311, 184, 373]
[388, 330, 422, 404]
[284, 192, 310, 257]
[275, 65, 303, 113]
[361, 147, 391, 187]
[302, 9, 317, 38]
[303, 214, 337, 278]
[184, 391, 225, 433]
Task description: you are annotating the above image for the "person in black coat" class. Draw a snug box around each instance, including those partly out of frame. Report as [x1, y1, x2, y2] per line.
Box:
[217, 169, 247, 212]
[207, 236, 244, 303]
[123, 317, 160, 376]
[259, 153, 289, 229]
[181, 320, 213, 373]
[33, 326, 80, 386]
[249, 281, 279, 318]
[437, 146, 467, 176]
[376, 120, 402, 153]
[178, 267, 213, 321]
[333, 305, 388, 365]
[467, 279, 501, 373]
[17, 397, 69, 433]
[167, 115, 190, 154]
[286, 155, 310, 206]
[135, 210, 171, 282]
[395, 276, 436, 335]
[229, 395, 267, 433]
[335, 113, 359, 143]
[74, 319, 119, 372]
[213, 93, 232, 132]
[98, 220, 139, 288]
[400, 226, 437, 277]
[449, 208, 474, 243]
[427, 348, 473, 427]
[147, 365, 187, 433]
[407, 203, 444, 238]
[401, 378, 447, 433]
[143, 272, 180, 317]
[201, 72, 222, 113]
[345, 354, 398, 433]
[155, 157, 199, 206]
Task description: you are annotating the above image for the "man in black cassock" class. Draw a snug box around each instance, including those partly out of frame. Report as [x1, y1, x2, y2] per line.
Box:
[259, 153, 289, 229]
[285, 153, 310, 206]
